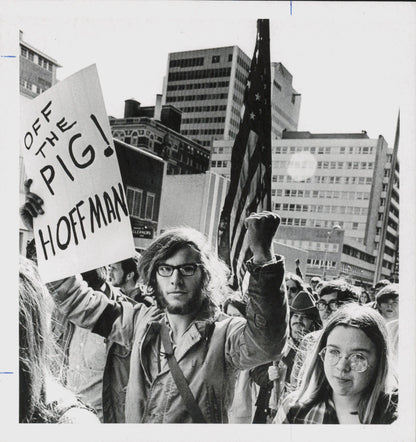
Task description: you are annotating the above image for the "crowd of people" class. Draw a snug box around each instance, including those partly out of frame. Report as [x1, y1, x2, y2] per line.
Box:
[19, 181, 398, 424]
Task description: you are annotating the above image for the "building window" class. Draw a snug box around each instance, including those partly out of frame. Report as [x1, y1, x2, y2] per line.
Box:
[21, 47, 27, 57]
[126, 187, 143, 219]
[228, 54, 233, 62]
[145, 192, 155, 221]
[212, 55, 220, 63]
[28, 51, 34, 62]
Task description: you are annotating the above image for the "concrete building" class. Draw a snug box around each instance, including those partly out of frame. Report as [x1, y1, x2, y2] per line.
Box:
[19, 30, 60, 100]
[211, 130, 399, 285]
[159, 172, 229, 249]
[163, 46, 301, 149]
[109, 98, 210, 175]
[19, 31, 61, 256]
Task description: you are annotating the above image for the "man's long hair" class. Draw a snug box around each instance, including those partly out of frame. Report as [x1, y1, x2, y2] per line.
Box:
[295, 304, 393, 424]
[138, 227, 231, 312]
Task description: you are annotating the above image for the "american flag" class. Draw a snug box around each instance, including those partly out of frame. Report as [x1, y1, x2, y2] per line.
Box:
[217, 19, 272, 290]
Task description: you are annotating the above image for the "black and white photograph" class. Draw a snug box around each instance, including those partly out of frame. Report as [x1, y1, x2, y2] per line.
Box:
[1, 1, 415, 440]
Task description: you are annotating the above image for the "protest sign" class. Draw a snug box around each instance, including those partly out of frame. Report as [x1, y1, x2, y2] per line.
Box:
[21, 64, 136, 282]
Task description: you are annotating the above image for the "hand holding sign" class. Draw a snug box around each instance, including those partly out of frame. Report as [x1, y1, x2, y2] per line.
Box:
[21, 65, 135, 282]
[20, 179, 44, 230]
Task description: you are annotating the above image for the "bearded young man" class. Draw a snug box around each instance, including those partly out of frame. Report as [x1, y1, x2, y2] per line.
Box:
[22, 187, 288, 423]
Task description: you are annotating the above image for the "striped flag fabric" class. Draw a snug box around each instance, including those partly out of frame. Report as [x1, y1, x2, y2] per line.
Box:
[217, 19, 272, 290]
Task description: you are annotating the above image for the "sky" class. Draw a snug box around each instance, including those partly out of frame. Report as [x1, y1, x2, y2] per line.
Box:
[11, 1, 416, 149]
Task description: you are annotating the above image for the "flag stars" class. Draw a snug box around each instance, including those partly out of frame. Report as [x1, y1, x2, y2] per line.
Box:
[255, 93, 261, 101]
[249, 112, 256, 120]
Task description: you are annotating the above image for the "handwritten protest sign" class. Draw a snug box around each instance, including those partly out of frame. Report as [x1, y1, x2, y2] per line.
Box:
[21, 64, 136, 282]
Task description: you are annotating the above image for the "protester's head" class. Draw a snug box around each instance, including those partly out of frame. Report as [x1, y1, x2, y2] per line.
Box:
[289, 291, 322, 343]
[285, 272, 307, 304]
[139, 227, 229, 315]
[359, 290, 371, 305]
[310, 276, 322, 292]
[81, 266, 108, 291]
[374, 279, 390, 294]
[19, 256, 58, 423]
[223, 293, 247, 318]
[298, 304, 392, 424]
[108, 253, 140, 290]
[316, 279, 358, 325]
[376, 284, 399, 322]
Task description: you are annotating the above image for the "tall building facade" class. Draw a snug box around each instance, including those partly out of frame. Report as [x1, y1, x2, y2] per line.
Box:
[163, 46, 301, 149]
[19, 31, 60, 100]
[211, 131, 399, 285]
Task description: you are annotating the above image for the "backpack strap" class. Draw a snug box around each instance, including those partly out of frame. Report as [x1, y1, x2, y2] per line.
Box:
[159, 322, 207, 423]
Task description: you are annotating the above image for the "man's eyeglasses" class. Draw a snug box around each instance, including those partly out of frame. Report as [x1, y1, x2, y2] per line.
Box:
[156, 263, 201, 277]
[319, 347, 369, 373]
[287, 286, 298, 294]
[316, 299, 341, 312]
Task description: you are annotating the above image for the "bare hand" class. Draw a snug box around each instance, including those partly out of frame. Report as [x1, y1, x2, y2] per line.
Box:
[244, 211, 280, 264]
[20, 179, 44, 230]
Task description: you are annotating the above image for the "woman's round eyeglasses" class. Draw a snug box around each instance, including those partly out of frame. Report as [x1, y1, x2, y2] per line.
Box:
[319, 347, 369, 372]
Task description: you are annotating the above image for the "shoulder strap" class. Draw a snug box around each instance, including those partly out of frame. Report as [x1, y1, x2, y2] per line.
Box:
[159, 322, 207, 423]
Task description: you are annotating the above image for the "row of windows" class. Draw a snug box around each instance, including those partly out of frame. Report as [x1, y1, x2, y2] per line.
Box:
[112, 130, 209, 159]
[126, 187, 156, 222]
[307, 259, 337, 269]
[279, 238, 339, 253]
[166, 93, 228, 103]
[272, 174, 373, 185]
[211, 160, 228, 168]
[21, 46, 53, 71]
[182, 116, 225, 124]
[275, 145, 375, 155]
[182, 128, 223, 136]
[280, 217, 365, 232]
[20, 79, 45, 95]
[343, 245, 375, 264]
[273, 160, 374, 171]
[235, 68, 248, 87]
[275, 203, 368, 216]
[181, 105, 227, 113]
[230, 117, 240, 130]
[167, 81, 229, 92]
[275, 189, 371, 200]
[168, 67, 231, 82]
[237, 55, 250, 74]
[169, 57, 204, 68]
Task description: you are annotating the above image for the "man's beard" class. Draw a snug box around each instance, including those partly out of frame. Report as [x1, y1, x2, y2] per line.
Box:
[155, 288, 203, 315]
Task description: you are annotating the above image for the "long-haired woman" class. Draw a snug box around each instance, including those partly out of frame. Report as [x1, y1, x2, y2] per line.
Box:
[274, 303, 397, 424]
[19, 256, 99, 423]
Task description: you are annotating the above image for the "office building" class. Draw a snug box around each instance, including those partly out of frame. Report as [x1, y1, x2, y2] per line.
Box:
[211, 130, 399, 285]
[163, 46, 301, 149]
[19, 30, 60, 101]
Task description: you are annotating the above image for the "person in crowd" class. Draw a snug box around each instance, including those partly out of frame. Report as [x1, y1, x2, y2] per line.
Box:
[285, 272, 308, 305]
[376, 284, 399, 324]
[108, 255, 153, 306]
[358, 290, 371, 305]
[223, 295, 259, 423]
[19, 256, 99, 424]
[310, 276, 322, 294]
[251, 290, 322, 423]
[51, 265, 141, 422]
[274, 304, 398, 424]
[22, 184, 288, 423]
[290, 279, 358, 389]
[295, 258, 303, 280]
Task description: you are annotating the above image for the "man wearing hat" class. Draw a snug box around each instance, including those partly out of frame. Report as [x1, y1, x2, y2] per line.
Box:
[251, 291, 321, 422]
